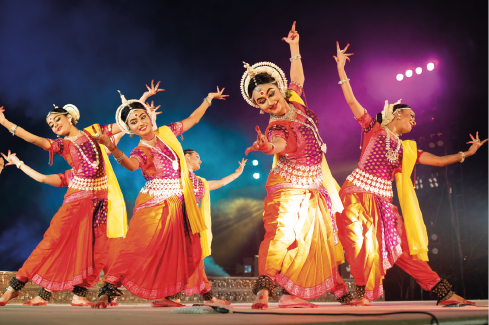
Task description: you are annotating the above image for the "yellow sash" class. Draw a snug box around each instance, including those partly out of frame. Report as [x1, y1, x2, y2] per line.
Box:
[197, 177, 212, 259]
[84, 124, 127, 238]
[395, 140, 429, 261]
[154, 126, 206, 234]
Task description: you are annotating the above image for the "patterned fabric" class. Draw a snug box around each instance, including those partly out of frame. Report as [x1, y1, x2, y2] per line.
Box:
[190, 172, 205, 203]
[92, 199, 108, 228]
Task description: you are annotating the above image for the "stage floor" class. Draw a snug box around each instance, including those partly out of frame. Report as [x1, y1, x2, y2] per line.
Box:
[0, 300, 487, 325]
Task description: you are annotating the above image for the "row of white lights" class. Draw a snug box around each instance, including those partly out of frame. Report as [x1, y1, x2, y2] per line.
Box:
[397, 62, 435, 81]
[252, 160, 260, 179]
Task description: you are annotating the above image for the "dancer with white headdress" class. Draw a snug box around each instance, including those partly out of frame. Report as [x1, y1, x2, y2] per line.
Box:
[91, 85, 228, 308]
[0, 82, 160, 306]
[242, 22, 351, 309]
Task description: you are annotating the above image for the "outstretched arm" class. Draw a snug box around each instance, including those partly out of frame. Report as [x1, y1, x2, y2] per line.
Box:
[208, 158, 247, 191]
[0, 157, 4, 175]
[283, 21, 304, 87]
[181, 87, 228, 133]
[0, 107, 52, 149]
[333, 43, 364, 119]
[419, 132, 487, 167]
[91, 132, 140, 171]
[2, 150, 62, 186]
[245, 126, 287, 156]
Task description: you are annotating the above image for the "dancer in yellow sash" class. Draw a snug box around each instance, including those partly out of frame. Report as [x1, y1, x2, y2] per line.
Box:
[242, 22, 351, 310]
[333, 42, 487, 306]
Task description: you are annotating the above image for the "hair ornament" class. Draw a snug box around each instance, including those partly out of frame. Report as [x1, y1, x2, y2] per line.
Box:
[240, 61, 288, 108]
[47, 104, 80, 124]
[115, 90, 150, 134]
[381, 99, 412, 127]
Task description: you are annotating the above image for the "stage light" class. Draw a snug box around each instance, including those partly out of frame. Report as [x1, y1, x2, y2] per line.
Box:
[396, 74, 404, 81]
[431, 233, 438, 240]
[405, 70, 413, 77]
[416, 67, 422, 74]
[432, 248, 439, 254]
[429, 142, 436, 148]
[252, 160, 258, 166]
[253, 173, 260, 179]
[427, 62, 435, 71]
[437, 140, 444, 147]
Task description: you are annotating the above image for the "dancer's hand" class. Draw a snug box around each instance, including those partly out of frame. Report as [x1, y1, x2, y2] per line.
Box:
[282, 21, 299, 44]
[333, 42, 354, 69]
[235, 158, 248, 175]
[1, 150, 20, 166]
[466, 132, 488, 156]
[207, 86, 229, 102]
[91, 131, 115, 150]
[0, 156, 4, 171]
[146, 100, 161, 124]
[245, 126, 273, 155]
[144, 80, 164, 98]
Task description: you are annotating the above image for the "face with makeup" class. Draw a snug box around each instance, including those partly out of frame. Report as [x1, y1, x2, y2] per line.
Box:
[46, 113, 74, 136]
[390, 109, 416, 134]
[252, 84, 289, 116]
[185, 151, 202, 171]
[126, 109, 153, 136]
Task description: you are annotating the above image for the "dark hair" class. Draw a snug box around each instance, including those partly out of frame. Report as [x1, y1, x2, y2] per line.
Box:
[247, 73, 277, 99]
[376, 104, 411, 124]
[46, 107, 78, 125]
[120, 102, 147, 124]
[184, 149, 196, 156]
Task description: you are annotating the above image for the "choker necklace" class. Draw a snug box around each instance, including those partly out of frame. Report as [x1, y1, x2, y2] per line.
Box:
[270, 104, 294, 120]
[141, 136, 179, 171]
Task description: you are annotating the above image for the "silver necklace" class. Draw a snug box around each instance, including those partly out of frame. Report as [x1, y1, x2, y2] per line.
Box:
[382, 126, 401, 163]
[141, 136, 179, 171]
[270, 104, 295, 120]
[65, 131, 100, 169]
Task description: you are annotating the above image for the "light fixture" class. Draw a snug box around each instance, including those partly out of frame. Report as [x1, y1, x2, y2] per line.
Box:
[396, 74, 404, 81]
[427, 62, 435, 71]
[406, 70, 413, 77]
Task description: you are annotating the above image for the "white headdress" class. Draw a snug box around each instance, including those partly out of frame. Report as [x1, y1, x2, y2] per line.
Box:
[381, 99, 411, 127]
[115, 90, 150, 134]
[240, 61, 288, 108]
[47, 104, 80, 124]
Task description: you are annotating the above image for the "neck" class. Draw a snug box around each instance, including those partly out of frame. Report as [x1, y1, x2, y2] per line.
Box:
[67, 126, 79, 137]
[140, 131, 155, 141]
[386, 124, 401, 137]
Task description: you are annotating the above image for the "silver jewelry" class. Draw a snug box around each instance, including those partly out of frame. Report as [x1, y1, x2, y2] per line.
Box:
[66, 132, 100, 169]
[9, 124, 18, 136]
[141, 136, 179, 171]
[204, 97, 212, 106]
[232, 174, 237, 180]
[241, 62, 288, 108]
[382, 126, 402, 163]
[95, 133, 100, 137]
[459, 151, 465, 163]
[338, 78, 350, 85]
[396, 114, 401, 120]
[115, 152, 126, 164]
[339, 50, 345, 53]
[16, 161, 24, 169]
[270, 104, 294, 120]
[290, 54, 301, 62]
[259, 110, 264, 114]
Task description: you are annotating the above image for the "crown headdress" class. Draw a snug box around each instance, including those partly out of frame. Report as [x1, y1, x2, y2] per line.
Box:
[240, 61, 288, 108]
[115, 90, 150, 134]
[47, 104, 80, 124]
[381, 99, 411, 127]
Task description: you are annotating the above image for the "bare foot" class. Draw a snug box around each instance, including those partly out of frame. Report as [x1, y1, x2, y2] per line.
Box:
[278, 294, 319, 308]
[204, 297, 231, 306]
[108, 297, 118, 306]
[441, 293, 475, 305]
[28, 296, 48, 304]
[251, 289, 269, 310]
[71, 295, 92, 306]
[0, 289, 19, 306]
[91, 294, 109, 309]
[350, 297, 371, 306]
[151, 298, 185, 307]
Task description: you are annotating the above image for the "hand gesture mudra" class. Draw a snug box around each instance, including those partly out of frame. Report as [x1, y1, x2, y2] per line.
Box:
[466, 132, 488, 156]
[245, 126, 272, 156]
[333, 42, 354, 68]
[91, 131, 115, 150]
[208, 86, 229, 101]
[144, 80, 165, 98]
[235, 158, 248, 175]
[1, 150, 20, 166]
[282, 21, 299, 44]
[146, 100, 162, 124]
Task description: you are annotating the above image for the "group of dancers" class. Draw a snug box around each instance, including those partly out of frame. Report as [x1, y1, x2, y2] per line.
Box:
[0, 22, 486, 310]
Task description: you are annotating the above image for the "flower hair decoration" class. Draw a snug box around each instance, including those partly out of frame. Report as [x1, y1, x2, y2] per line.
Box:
[47, 104, 80, 124]
[381, 99, 411, 127]
[240, 61, 288, 108]
[115, 90, 150, 134]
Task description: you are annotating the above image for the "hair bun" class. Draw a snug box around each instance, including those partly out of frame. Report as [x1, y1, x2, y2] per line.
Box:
[63, 104, 80, 124]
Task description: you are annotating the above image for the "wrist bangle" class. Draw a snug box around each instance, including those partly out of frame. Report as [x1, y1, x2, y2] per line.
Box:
[290, 54, 301, 62]
[459, 151, 465, 163]
[109, 146, 117, 152]
[115, 152, 126, 164]
[232, 174, 237, 180]
[16, 161, 24, 169]
[9, 124, 18, 136]
[265, 143, 275, 154]
[338, 78, 350, 85]
[204, 97, 212, 106]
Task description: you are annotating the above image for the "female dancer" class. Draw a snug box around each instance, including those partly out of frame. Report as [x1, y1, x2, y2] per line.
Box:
[0, 83, 158, 306]
[242, 22, 351, 310]
[91, 86, 228, 308]
[333, 42, 486, 306]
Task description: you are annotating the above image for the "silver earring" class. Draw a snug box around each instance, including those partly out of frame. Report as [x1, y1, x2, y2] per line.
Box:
[57, 134, 60, 138]
[260, 110, 264, 114]
[397, 114, 401, 120]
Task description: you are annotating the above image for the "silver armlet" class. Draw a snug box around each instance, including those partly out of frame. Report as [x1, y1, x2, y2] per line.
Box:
[9, 124, 18, 136]
[290, 54, 301, 62]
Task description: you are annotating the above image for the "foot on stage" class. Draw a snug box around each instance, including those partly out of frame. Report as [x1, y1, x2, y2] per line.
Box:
[278, 294, 319, 308]
[91, 294, 109, 309]
[0, 288, 19, 306]
[251, 289, 269, 310]
[23, 296, 48, 306]
[439, 293, 476, 306]
[107, 297, 119, 307]
[71, 295, 92, 307]
[204, 297, 232, 306]
[151, 298, 185, 308]
[349, 297, 371, 306]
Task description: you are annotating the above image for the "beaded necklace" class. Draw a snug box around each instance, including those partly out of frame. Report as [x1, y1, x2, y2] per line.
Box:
[65, 131, 100, 169]
[141, 135, 179, 171]
[382, 126, 402, 163]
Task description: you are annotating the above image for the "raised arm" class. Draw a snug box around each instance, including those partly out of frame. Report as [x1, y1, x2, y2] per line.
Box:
[2, 151, 62, 186]
[283, 21, 304, 87]
[333, 43, 364, 119]
[181, 87, 228, 133]
[207, 158, 247, 191]
[419, 132, 487, 167]
[0, 106, 51, 149]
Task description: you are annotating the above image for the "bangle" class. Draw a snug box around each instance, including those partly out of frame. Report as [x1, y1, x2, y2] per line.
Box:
[109, 145, 117, 152]
[9, 124, 18, 136]
[115, 152, 126, 164]
[459, 151, 465, 163]
[204, 97, 212, 106]
[232, 174, 237, 180]
[265, 143, 275, 155]
[16, 161, 24, 169]
[290, 54, 301, 62]
[338, 78, 350, 85]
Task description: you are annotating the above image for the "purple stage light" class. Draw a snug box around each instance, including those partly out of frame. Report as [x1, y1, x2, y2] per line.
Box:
[427, 62, 435, 71]
[406, 70, 413, 77]
[416, 67, 422, 74]
[396, 74, 404, 81]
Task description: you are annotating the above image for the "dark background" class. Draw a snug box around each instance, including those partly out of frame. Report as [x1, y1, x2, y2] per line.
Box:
[0, 0, 487, 300]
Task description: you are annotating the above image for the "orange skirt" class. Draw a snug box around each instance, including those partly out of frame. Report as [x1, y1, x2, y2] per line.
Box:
[104, 194, 202, 300]
[184, 259, 211, 296]
[16, 198, 96, 292]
